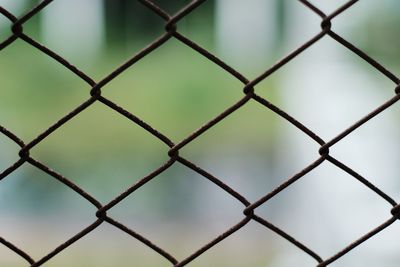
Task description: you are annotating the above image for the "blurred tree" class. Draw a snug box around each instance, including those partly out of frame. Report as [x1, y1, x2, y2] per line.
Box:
[104, 0, 215, 49]
[350, 1, 400, 69]
[104, 0, 181, 47]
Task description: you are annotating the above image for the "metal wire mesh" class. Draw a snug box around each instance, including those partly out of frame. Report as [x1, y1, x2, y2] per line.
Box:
[1, 0, 400, 266]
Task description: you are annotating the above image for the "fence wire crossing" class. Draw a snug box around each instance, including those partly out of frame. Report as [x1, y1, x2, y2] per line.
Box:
[1, 0, 400, 266]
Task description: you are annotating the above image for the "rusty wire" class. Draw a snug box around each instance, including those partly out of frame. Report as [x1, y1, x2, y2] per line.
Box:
[1, 0, 400, 266]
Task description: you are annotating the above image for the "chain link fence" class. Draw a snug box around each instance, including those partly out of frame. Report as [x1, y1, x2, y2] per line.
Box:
[1, 0, 400, 266]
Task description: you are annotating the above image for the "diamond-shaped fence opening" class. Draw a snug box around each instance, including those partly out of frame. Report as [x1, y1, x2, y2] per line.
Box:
[0, 163, 97, 258]
[29, 101, 170, 202]
[107, 162, 246, 257]
[255, 160, 393, 252]
[0, 44, 89, 141]
[1, 0, 400, 267]
[101, 37, 245, 141]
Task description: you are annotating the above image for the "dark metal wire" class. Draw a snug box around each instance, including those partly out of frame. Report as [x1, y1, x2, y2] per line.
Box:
[1, 0, 399, 266]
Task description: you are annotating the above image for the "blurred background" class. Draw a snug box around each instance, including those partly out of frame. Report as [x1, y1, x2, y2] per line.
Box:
[1, 0, 400, 266]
